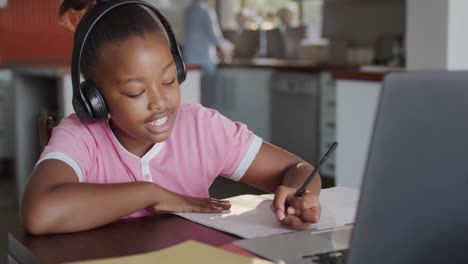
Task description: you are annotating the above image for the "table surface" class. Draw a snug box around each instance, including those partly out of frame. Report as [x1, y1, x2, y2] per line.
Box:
[8, 214, 240, 264]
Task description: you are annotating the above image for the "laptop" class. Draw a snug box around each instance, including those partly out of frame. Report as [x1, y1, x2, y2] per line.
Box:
[235, 71, 468, 264]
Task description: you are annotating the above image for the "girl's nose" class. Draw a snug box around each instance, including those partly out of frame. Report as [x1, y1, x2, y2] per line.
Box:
[147, 86, 167, 111]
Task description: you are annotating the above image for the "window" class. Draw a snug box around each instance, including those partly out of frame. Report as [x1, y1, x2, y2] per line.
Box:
[237, 0, 322, 26]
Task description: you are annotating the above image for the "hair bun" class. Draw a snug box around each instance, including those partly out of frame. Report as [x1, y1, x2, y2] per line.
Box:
[59, 0, 96, 32]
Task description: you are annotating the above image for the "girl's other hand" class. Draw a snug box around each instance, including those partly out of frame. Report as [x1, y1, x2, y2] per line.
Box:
[148, 193, 231, 214]
[271, 186, 321, 230]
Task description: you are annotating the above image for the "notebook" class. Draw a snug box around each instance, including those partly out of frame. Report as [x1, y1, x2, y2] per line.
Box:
[175, 187, 359, 238]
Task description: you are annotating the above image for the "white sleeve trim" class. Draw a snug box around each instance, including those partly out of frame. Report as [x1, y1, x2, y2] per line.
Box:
[35, 152, 83, 182]
[230, 135, 263, 181]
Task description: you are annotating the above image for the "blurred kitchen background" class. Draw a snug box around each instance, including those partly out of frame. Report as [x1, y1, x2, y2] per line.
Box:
[142, 0, 406, 66]
[1, 0, 468, 262]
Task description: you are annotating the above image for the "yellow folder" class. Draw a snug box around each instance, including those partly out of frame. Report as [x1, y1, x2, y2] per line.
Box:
[67, 240, 274, 264]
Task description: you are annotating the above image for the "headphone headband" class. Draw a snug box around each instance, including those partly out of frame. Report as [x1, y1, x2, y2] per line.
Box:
[71, 0, 186, 123]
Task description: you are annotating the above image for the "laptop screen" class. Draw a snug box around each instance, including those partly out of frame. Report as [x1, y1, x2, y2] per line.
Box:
[348, 71, 468, 264]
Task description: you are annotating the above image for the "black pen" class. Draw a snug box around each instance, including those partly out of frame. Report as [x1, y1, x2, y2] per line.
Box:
[294, 141, 338, 198]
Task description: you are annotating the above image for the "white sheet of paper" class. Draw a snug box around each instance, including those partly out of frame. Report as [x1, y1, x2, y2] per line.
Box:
[175, 187, 359, 238]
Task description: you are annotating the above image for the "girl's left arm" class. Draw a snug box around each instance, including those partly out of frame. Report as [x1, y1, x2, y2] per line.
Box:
[240, 141, 321, 230]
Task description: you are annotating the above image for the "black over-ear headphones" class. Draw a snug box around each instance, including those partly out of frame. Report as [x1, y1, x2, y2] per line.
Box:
[72, 0, 187, 123]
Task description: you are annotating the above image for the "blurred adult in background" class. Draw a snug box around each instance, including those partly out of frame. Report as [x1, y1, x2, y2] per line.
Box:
[276, 7, 294, 31]
[275, 7, 304, 59]
[227, 9, 260, 59]
[183, 0, 232, 108]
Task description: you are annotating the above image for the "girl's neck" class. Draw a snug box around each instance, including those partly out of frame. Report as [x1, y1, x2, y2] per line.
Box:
[108, 120, 154, 158]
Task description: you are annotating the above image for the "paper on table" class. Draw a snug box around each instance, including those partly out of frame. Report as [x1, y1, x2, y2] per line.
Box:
[67, 240, 273, 264]
[175, 187, 359, 238]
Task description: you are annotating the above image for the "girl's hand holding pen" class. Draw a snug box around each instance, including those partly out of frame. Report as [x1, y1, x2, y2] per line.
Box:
[270, 142, 336, 230]
[271, 186, 321, 230]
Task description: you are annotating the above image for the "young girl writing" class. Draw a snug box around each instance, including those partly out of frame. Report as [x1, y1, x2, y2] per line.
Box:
[21, 0, 322, 235]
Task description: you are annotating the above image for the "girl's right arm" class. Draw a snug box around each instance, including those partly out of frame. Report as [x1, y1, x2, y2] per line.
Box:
[21, 160, 230, 235]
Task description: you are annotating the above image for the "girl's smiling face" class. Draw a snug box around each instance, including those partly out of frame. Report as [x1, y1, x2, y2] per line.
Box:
[93, 32, 181, 156]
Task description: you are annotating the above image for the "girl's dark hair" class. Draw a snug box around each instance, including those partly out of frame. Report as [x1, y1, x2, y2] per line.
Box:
[59, 0, 165, 80]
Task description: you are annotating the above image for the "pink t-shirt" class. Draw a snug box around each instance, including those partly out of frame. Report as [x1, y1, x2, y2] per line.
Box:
[37, 103, 262, 218]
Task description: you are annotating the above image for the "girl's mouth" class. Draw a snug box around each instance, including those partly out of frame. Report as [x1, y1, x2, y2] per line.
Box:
[149, 116, 168, 126]
[145, 115, 170, 134]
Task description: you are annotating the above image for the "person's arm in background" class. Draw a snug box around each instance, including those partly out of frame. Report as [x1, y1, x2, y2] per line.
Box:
[22, 160, 230, 235]
[240, 141, 321, 230]
[201, 6, 225, 58]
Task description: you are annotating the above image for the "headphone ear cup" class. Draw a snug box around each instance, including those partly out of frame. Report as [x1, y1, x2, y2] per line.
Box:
[73, 81, 95, 123]
[174, 54, 186, 84]
[81, 81, 108, 122]
[74, 80, 108, 123]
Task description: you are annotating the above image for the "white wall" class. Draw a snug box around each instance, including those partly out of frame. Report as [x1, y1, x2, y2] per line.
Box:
[406, 0, 448, 70]
[447, 0, 468, 70]
[406, 0, 468, 70]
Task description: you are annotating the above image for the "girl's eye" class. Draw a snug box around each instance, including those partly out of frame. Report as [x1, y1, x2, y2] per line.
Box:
[163, 78, 176, 86]
[125, 90, 145, 98]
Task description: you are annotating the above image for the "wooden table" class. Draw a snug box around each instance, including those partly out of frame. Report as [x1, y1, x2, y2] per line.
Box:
[8, 214, 241, 264]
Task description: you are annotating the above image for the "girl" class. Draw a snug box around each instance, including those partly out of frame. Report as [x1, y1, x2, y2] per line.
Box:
[21, 0, 322, 235]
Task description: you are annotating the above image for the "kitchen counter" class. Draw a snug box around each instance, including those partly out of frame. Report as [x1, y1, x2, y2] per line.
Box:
[221, 58, 357, 73]
[331, 70, 387, 82]
[3, 59, 399, 82]
[221, 58, 404, 81]
[331, 65, 404, 82]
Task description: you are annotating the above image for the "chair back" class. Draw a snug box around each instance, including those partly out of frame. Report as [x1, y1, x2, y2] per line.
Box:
[38, 116, 54, 151]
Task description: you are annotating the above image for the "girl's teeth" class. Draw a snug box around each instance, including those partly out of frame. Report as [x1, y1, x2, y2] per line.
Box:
[150, 116, 168, 126]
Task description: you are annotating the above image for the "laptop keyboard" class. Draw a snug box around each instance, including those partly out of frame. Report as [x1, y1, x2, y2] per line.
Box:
[302, 249, 348, 264]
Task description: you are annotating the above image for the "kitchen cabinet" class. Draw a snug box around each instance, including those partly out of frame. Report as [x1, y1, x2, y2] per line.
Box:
[13, 69, 60, 200]
[215, 68, 273, 142]
[215, 64, 388, 189]
[335, 79, 382, 188]
[207, 67, 274, 198]
[271, 72, 320, 165]
[181, 69, 201, 104]
[318, 72, 337, 177]
[215, 66, 329, 169]
[212, 67, 323, 196]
